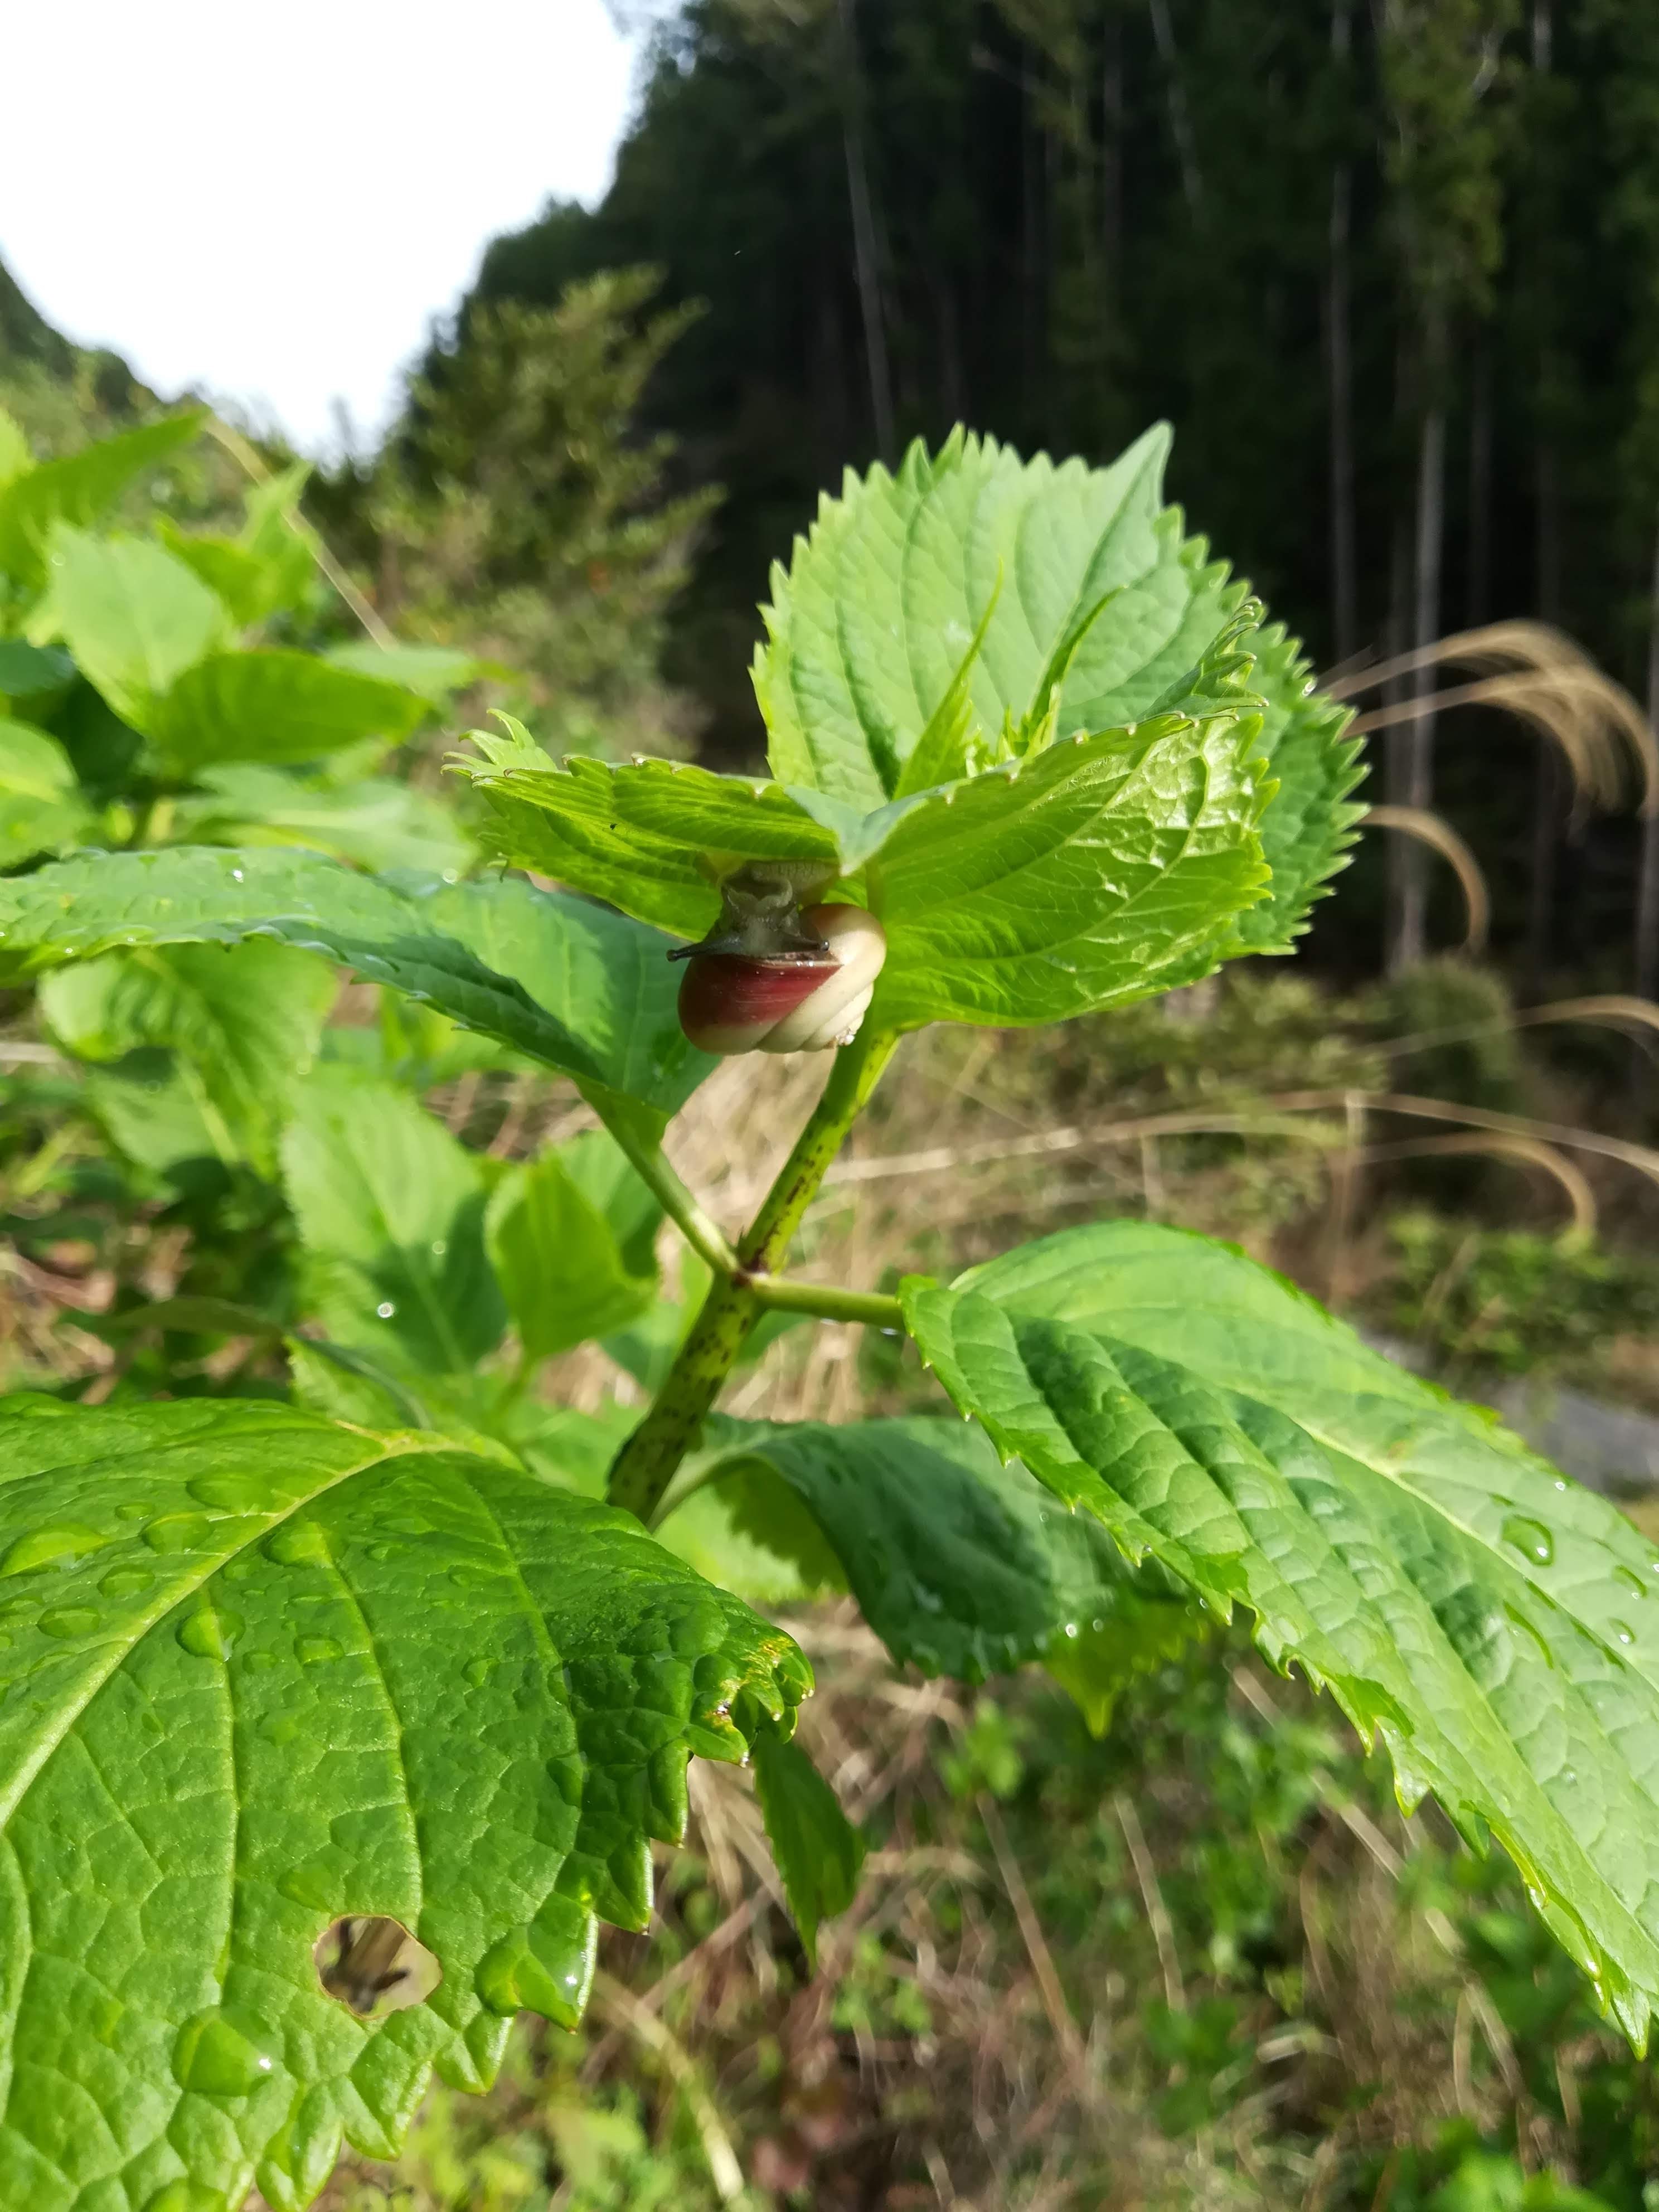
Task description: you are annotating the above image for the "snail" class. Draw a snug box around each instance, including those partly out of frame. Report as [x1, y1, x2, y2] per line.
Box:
[672, 862, 887, 1055]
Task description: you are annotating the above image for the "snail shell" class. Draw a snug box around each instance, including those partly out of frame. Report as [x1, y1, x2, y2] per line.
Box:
[677, 904, 887, 1055]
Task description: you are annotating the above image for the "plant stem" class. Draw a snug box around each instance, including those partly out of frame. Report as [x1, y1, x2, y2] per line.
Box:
[606, 1027, 899, 1524]
[746, 1274, 901, 1326]
[589, 1094, 742, 1275]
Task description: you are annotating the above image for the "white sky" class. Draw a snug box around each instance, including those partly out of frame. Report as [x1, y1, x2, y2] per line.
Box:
[0, 1, 638, 454]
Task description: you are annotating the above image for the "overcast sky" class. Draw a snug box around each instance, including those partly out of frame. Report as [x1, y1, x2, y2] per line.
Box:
[0, 1, 638, 453]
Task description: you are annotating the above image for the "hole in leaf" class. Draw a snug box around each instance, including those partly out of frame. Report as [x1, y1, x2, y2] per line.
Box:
[314, 1914, 441, 2018]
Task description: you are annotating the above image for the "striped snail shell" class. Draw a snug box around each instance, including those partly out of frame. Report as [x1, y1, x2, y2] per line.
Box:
[675, 902, 887, 1055]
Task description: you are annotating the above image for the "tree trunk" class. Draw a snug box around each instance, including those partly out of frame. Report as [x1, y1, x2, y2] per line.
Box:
[1325, 0, 1357, 662]
[1389, 393, 1446, 973]
[1635, 509, 1659, 1003]
[836, 0, 894, 463]
[1147, 0, 1203, 215]
[1525, 441, 1564, 995]
[1466, 344, 1492, 627]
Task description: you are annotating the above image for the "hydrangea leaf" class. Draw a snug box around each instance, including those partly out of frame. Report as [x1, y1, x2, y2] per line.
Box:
[0, 1396, 807, 2211]
[0, 410, 206, 593]
[751, 1731, 865, 1969]
[282, 1065, 507, 1376]
[677, 1414, 1197, 1687]
[0, 719, 94, 869]
[901, 1220, 1659, 2048]
[485, 1133, 661, 1364]
[752, 425, 1255, 811]
[149, 651, 430, 774]
[173, 764, 474, 879]
[1224, 623, 1366, 953]
[40, 938, 337, 1177]
[0, 848, 710, 1127]
[866, 705, 1270, 1029]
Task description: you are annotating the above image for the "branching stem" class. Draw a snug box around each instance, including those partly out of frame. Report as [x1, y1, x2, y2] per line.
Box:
[605, 1026, 900, 1522]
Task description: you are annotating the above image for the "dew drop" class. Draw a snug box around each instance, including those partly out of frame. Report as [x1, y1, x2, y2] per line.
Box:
[1064, 1622, 1079, 1639]
[1613, 1620, 1637, 1647]
[143, 1513, 212, 1555]
[177, 1605, 245, 1661]
[263, 1520, 327, 1567]
[229, 867, 245, 884]
[170, 2007, 276, 2096]
[375, 1302, 396, 1320]
[297, 1634, 343, 1665]
[243, 1648, 278, 1672]
[114, 1502, 149, 1522]
[99, 1565, 153, 1601]
[429, 1239, 447, 1257]
[0, 1523, 110, 1576]
[38, 1607, 98, 1639]
[187, 1473, 270, 1514]
[365, 1542, 394, 1561]
[1501, 1514, 1554, 1566]
[464, 1657, 494, 1689]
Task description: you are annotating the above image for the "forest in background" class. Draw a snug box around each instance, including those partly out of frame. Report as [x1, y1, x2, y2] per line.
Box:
[400, 0, 1659, 986]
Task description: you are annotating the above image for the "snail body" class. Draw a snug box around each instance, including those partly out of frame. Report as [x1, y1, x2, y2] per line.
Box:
[676, 901, 887, 1055]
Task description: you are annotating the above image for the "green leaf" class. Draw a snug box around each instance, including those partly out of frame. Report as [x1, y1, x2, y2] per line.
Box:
[0, 639, 75, 705]
[157, 525, 304, 629]
[0, 719, 93, 868]
[0, 848, 707, 1118]
[751, 1730, 865, 1968]
[43, 527, 232, 727]
[753, 425, 1253, 809]
[404, 869, 716, 1123]
[486, 1133, 661, 1362]
[685, 1414, 1195, 1685]
[0, 1395, 808, 2211]
[329, 642, 492, 700]
[282, 1064, 506, 1375]
[866, 706, 1269, 1029]
[40, 938, 337, 1176]
[902, 1220, 1659, 2046]
[0, 409, 205, 592]
[174, 764, 474, 877]
[149, 649, 431, 774]
[1225, 624, 1366, 953]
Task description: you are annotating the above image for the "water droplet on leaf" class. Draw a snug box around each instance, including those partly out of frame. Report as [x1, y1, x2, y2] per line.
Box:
[0, 1523, 109, 1576]
[1613, 1620, 1637, 1647]
[143, 1513, 211, 1554]
[170, 2007, 277, 2096]
[39, 1607, 98, 1639]
[464, 1657, 494, 1689]
[99, 1566, 153, 1601]
[1501, 1514, 1554, 1566]
[297, 1634, 343, 1665]
[177, 1605, 244, 1660]
[187, 1473, 270, 1514]
[375, 1302, 395, 1320]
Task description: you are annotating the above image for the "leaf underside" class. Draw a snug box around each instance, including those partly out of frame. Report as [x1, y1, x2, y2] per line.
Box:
[0, 847, 712, 1127]
[0, 1399, 807, 2212]
[901, 1220, 1659, 2049]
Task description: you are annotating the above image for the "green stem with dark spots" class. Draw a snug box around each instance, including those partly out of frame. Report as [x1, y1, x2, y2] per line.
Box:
[605, 1026, 900, 1524]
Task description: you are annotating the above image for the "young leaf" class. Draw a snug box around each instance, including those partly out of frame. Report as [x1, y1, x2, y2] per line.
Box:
[753, 425, 1251, 809]
[40, 938, 337, 1177]
[680, 1414, 1198, 1686]
[0, 1395, 808, 2212]
[486, 1134, 661, 1363]
[0, 718, 93, 868]
[41, 527, 232, 727]
[0, 408, 205, 591]
[903, 1220, 1659, 2046]
[282, 1065, 506, 1375]
[867, 706, 1269, 1029]
[149, 649, 431, 774]
[0, 848, 710, 1121]
[1224, 623, 1366, 953]
[751, 1729, 866, 1969]
[174, 763, 474, 877]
